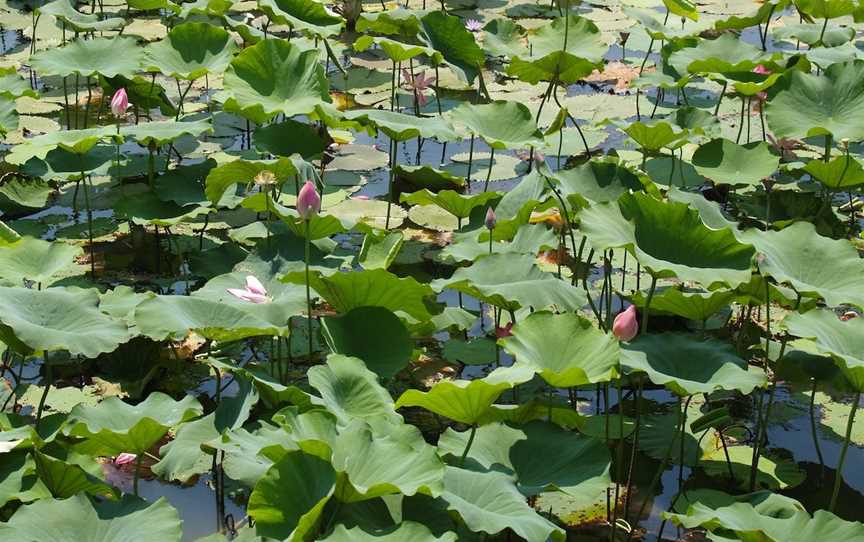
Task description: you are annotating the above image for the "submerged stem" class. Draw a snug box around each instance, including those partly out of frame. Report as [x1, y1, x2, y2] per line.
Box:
[830, 391, 861, 512]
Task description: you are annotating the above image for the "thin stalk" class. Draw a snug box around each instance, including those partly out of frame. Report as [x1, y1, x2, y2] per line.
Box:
[80, 169, 96, 277]
[133, 454, 142, 496]
[459, 424, 477, 466]
[35, 363, 53, 429]
[385, 137, 396, 229]
[714, 81, 727, 116]
[830, 391, 861, 512]
[610, 377, 626, 541]
[483, 147, 495, 192]
[640, 276, 657, 334]
[466, 136, 475, 190]
[736, 96, 745, 143]
[623, 377, 643, 523]
[810, 379, 826, 482]
[304, 220, 314, 359]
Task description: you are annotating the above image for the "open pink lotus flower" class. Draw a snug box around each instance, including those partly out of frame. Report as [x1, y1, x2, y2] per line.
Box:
[227, 275, 270, 304]
[114, 453, 138, 466]
[465, 19, 483, 32]
[612, 305, 638, 341]
[402, 69, 436, 108]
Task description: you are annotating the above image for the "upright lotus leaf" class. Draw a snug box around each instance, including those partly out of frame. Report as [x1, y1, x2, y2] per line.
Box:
[0, 220, 20, 246]
[30, 37, 144, 78]
[358, 232, 404, 271]
[803, 155, 864, 190]
[580, 192, 755, 288]
[741, 222, 864, 309]
[798, 0, 857, 19]
[0, 237, 84, 287]
[258, 0, 344, 37]
[344, 110, 457, 142]
[394, 165, 465, 191]
[432, 253, 587, 312]
[65, 392, 202, 456]
[419, 12, 485, 84]
[37, 0, 125, 32]
[0, 67, 36, 100]
[222, 40, 331, 124]
[115, 191, 212, 227]
[0, 96, 18, 137]
[625, 7, 697, 40]
[506, 16, 605, 85]
[395, 366, 534, 425]
[0, 287, 130, 358]
[353, 36, 439, 63]
[400, 189, 499, 220]
[322, 522, 456, 542]
[5, 126, 111, 165]
[441, 467, 565, 542]
[766, 60, 864, 141]
[691, 138, 779, 186]
[449, 101, 544, 149]
[669, 33, 767, 75]
[555, 157, 654, 205]
[784, 309, 864, 391]
[331, 420, 444, 501]
[31, 450, 118, 500]
[253, 119, 328, 159]
[204, 157, 300, 204]
[630, 287, 736, 322]
[356, 8, 421, 35]
[308, 355, 402, 426]
[482, 19, 527, 58]
[440, 223, 557, 264]
[204, 422, 299, 486]
[321, 306, 412, 379]
[621, 333, 766, 396]
[663, 0, 699, 20]
[145, 22, 237, 80]
[248, 450, 336, 541]
[501, 311, 619, 387]
[284, 268, 440, 323]
[439, 421, 610, 502]
[0, 494, 182, 541]
[120, 118, 213, 147]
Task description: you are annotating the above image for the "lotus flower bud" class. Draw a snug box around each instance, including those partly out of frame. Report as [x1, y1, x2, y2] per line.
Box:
[297, 180, 321, 220]
[612, 305, 638, 341]
[110, 88, 129, 117]
[485, 207, 496, 230]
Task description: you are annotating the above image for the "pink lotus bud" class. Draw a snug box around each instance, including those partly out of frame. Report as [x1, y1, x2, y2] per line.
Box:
[297, 180, 321, 220]
[110, 88, 129, 117]
[612, 305, 639, 341]
[114, 453, 137, 466]
[485, 207, 496, 230]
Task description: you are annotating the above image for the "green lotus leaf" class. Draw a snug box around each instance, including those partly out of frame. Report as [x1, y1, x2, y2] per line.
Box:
[501, 311, 619, 387]
[0, 96, 19, 137]
[773, 22, 855, 47]
[332, 419, 444, 501]
[31, 450, 117, 500]
[482, 19, 527, 58]
[432, 253, 587, 312]
[784, 309, 864, 391]
[6, 127, 110, 165]
[321, 306, 411, 379]
[308, 355, 402, 426]
[580, 192, 755, 288]
[395, 366, 534, 425]
[0, 67, 37, 100]
[701, 445, 804, 490]
[766, 60, 864, 141]
[30, 37, 144, 78]
[344, 110, 457, 142]
[0, 220, 21, 246]
[741, 221, 864, 308]
[449, 101, 543, 149]
[175, 0, 232, 17]
[803, 154, 864, 190]
[248, 450, 336, 541]
[322, 521, 456, 542]
[439, 223, 557, 264]
[0, 237, 84, 287]
[439, 421, 610, 502]
[65, 392, 202, 456]
[622, 333, 765, 396]
[0, 449, 50, 507]
[555, 157, 653, 205]
[204, 157, 300, 204]
[0, 287, 131, 358]
[119, 118, 213, 146]
[668, 33, 768, 75]
[37, 0, 125, 32]
[205, 422, 299, 486]
[115, 191, 212, 227]
[358, 231, 403, 270]
[441, 466, 565, 542]
[144, 22, 237, 80]
[356, 8, 420, 36]
[258, 0, 343, 37]
[222, 40, 331, 124]
[638, 409, 706, 466]
[353, 35, 439, 63]
[630, 286, 736, 322]
[615, 119, 688, 153]
[400, 189, 499, 219]
[625, 7, 695, 40]
[394, 165, 465, 191]
[798, 0, 857, 19]
[691, 138, 779, 186]
[516, 16, 605, 63]
[419, 12, 485, 84]
[0, 176, 55, 212]
[253, 119, 328, 159]
[663, 0, 699, 20]
[0, 494, 182, 541]
[715, 1, 784, 30]
[507, 52, 598, 85]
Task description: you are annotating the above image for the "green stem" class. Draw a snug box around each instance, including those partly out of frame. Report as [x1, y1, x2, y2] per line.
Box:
[810, 379, 826, 482]
[830, 391, 860, 512]
[133, 455, 142, 496]
[304, 220, 313, 359]
[459, 424, 477, 466]
[35, 363, 52, 429]
[641, 276, 657, 334]
[483, 147, 495, 192]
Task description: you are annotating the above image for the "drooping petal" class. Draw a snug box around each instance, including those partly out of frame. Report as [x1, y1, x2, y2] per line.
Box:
[245, 275, 267, 296]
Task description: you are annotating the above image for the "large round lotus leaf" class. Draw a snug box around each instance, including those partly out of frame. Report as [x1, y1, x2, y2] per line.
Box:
[258, 0, 344, 37]
[0, 287, 131, 358]
[205, 423, 300, 486]
[0, 237, 84, 287]
[332, 420, 444, 501]
[222, 40, 331, 124]
[580, 192, 755, 288]
[766, 60, 864, 141]
[668, 33, 768, 75]
[354, 35, 439, 63]
[395, 165, 465, 191]
[621, 333, 766, 396]
[253, 119, 328, 159]
[440, 223, 557, 264]
[248, 450, 336, 541]
[395, 366, 534, 425]
[65, 392, 202, 456]
[515, 16, 606, 63]
[30, 37, 144, 78]
[307, 355, 402, 426]
[507, 51, 599, 85]
[115, 191, 212, 227]
[784, 309, 864, 392]
[37, 0, 125, 32]
[119, 118, 213, 147]
[144, 22, 237, 80]
[701, 445, 804, 490]
[344, 110, 458, 142]
[449, 101, 543, 149]
[624, 7, 695, 40]
[400, 189, 499, 219]
[441, 466, 565, 542]
[431, 253, 587, 312]
[773, 22, 855, 47]
[419, 12, 485, 84]
[482, 19, 527, 58]
[439, 421, 610, 503]
[741, 221, 864, 309]
[31, 450, 118, 500]
[356, 8, 420, 35]
[691, 139, 779, 186]
[555, 158, 652, 205]
[5, 127, 111, 165]
[501, 311, 619, 388]
[630, 287, 736, 322]
[204, 157, 300, 204]
[0, 494, 182, 542]
[617, 120, 688, 152]
[803, 155, 864, 191]
[322, 522, 456, 542]
[798, 0, 857, 19]
[321, 306, 412, 379]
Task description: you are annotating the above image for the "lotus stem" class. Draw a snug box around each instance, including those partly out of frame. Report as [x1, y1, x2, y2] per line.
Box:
[714, 81, 727, 116]
[655, 394, 692, 541]
[385, 136, 396, 229]
[35, 362, 52, 429]
[133, 454, 142, 496]
[809, 379, 826, 483]
[459, 424, 477, 466]
[736, 96, 745, 143]
[483, 147, 495, 192]
[640, 275, 657, 334]
[304, 219, 314, 359]
[830, 390, 861, 512]
[623, 376, 643, 523]
[610, 377, 626, 541]
[466, 136, 475, 190]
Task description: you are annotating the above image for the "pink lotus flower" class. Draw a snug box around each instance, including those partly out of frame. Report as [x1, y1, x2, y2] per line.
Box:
[297, 180, 321, 220]
[485, 207, 496, 230]
[114, 453, 137, 466]
[465, 19, 483, 32]
[752, 64, 771, 75]
[110, 88, 129, 117]
[227, 275, 270, 304]
[495, 322, 513, 338]
[402, 69, 436, 108]
[612, 305, 638, 341]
